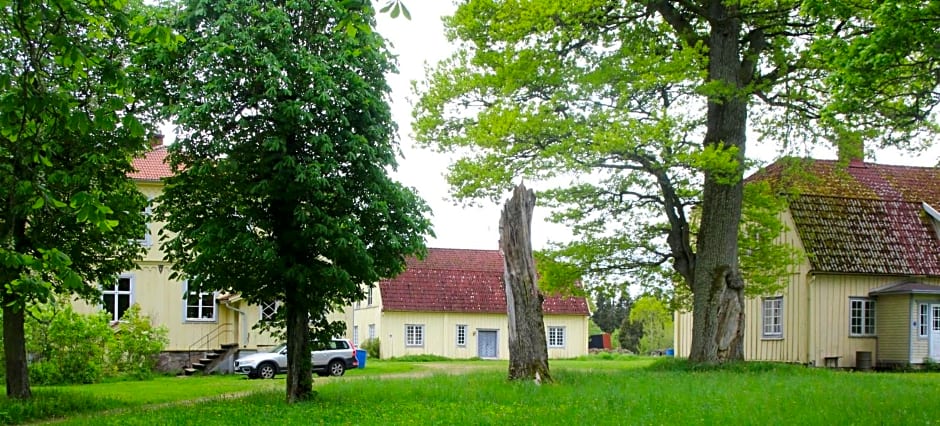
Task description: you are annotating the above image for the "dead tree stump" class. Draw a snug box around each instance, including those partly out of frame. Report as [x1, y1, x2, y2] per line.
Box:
[500, 183, 552, 383]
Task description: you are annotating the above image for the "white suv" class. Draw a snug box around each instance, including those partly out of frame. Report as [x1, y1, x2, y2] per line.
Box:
[234, 339, 358, 379]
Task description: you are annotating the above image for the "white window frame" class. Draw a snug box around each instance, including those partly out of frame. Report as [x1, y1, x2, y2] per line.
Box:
[920, 303, 929, 338]
[184, 281, 217, 322]
[456, 324, 467, 347]
[102, 275, 133, 322]
[260, 301, 278, 321]
[547, 326, 565, 348]
[368, 324, 375, 340]
[367, 287, 374, 306]
[762, 297, 783, 339]
[849, 297, 875, 336]
[138, 199, 153, 247]
[353, 325, 359, 345]
[405, 324, 424, 347]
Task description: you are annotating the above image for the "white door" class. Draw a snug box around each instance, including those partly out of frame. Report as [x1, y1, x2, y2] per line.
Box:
[931, 305, 940, 361]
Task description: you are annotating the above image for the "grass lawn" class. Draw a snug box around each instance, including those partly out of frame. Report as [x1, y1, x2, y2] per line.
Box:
[4, 358, 940, 425]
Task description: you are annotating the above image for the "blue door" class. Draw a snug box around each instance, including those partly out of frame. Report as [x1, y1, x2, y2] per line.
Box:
[478, 330, 498, 358]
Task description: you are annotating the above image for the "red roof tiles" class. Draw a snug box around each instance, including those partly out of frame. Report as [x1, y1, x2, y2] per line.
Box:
[128, 146, 172, 181]
[379, 248, 590, 315]
[754, 159, 940, 276]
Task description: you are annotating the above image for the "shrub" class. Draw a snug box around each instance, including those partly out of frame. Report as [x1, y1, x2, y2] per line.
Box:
[26, 305, 113, 385]
[108, 304, 169, 380]
[359, 337, 381, 359]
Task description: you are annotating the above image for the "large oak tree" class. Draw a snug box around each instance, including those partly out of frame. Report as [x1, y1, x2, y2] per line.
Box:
[414, 0, 937, 363]
[155, 0, 432, 402]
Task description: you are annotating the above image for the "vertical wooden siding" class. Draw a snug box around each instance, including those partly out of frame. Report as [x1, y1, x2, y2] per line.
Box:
[874, 294, 911, 365]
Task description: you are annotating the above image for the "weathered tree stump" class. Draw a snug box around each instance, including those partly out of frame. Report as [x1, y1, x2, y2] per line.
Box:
[500, 183, 552, 383]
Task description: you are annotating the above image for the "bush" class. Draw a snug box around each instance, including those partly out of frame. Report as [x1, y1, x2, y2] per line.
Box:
[16, 300, 169, 385]
[27, 305, 113, 385]
[359, 337, 381, 359]
[108, 304, 169, 380]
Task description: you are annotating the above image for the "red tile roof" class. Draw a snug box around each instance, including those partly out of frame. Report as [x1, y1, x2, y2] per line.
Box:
[129, 146, 173, 181]
[753, 158, 940, 275]
[379, 248, 590, 315]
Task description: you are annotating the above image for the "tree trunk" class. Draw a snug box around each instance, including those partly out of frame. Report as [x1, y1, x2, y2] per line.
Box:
[688, 2, 747, 364]
[499, 183, 552, 383]
[3, 291, 31, 399]
[285, 285, 313, 403]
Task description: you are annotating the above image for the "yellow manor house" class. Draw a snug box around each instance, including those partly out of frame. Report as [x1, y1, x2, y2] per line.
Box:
[675, 158, 940, 369]
[73, 142, 590, 373]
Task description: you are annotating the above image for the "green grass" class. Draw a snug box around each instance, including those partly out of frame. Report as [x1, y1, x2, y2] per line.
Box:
[5, 358, 940, 425]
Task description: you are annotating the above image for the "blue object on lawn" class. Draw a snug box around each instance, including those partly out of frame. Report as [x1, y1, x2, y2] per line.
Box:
[356, 348, 367, 369]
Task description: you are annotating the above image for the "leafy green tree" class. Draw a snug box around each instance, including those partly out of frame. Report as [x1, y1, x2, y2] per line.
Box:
[629, 296, 674, 355]
[592, 293, 632, 334]
[414, 0, 935, 364]
[617, 317, 643, 353]
[0, 0, 171, 398]
[155, 0, 432, 402]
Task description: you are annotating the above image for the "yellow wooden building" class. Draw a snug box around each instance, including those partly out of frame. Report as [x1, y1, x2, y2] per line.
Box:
[74, 144, 585, 372]
[675, 158, 940, 368]
[353, 248, 591, 360]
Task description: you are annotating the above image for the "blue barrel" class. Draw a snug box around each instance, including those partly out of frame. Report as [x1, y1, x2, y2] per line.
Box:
[355, 349, 367, 369]
[665, 348, 674, 356]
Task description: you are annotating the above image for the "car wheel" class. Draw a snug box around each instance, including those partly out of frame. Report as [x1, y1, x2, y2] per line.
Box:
[328, 360, 345, 377]
[258, 362, 278, 379]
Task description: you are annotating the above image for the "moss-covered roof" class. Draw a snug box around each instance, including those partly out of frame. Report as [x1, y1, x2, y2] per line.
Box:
[752, 158, 940, 276]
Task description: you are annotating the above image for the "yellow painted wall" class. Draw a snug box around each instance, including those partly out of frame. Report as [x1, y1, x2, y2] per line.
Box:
[675, 209, 812, 362]
[875, 294, 911, 364]
[911, 296, 940, 363]
[372, 311, 588, 360]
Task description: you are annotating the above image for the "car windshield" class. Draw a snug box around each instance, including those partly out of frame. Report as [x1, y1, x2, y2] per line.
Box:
[268, 343, 287, 353]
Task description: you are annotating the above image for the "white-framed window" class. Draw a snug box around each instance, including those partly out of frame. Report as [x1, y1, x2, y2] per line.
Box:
[102, 275, 133, 322]
[405, 324, 424, 346]
[368, 324, 375, 340]
[260, 301, 278, 321]
[762, 297, 783, 338]
[456, 324, 467, 347]
[920, 303, 929, 337]
[139, 200, 153, 246]
[185, 282, 216, 321]
[353, 325, 359, 345]
[849, 297, 875, 336]
[547, 326, 565, 348]
[934, 306, 940, 333]
[367, 287, 374, 306]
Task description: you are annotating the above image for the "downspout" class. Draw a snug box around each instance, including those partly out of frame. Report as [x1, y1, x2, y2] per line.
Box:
[224, 301, 248, 347]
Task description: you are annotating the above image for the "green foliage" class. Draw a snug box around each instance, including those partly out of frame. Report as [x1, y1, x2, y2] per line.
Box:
[30, 366, 940, 425]
[359, 338, 381, 360]
[0, 0, 176, 396]
[26, 305, 113, 385]
[591, 293, 632, 334]
[617, 314, 643, 353]
[388, 354, 452, 362]
[108, 304, 169, 380]
[629, 296, 674, 355]
[152, 0, 432, 398]
[3, 300, 169, 386]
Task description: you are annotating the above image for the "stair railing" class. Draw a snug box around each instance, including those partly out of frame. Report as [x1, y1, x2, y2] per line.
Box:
[187, 323, 234, 369]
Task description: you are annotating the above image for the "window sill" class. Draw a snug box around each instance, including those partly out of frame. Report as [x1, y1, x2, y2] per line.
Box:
[185, 319, 218, 323]
[848, 334, 876, 338]
[761, 335, 784, 340]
